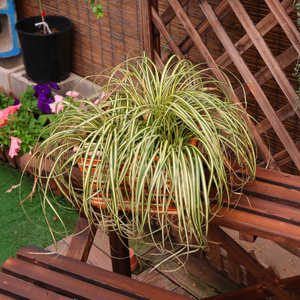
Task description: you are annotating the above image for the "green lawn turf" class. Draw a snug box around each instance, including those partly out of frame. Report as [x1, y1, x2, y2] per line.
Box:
[0, 161, 78, 266]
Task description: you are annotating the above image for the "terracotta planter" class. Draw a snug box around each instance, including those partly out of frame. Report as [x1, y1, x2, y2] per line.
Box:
[77, 157, 178, 215]
[129, 248, 138, 272]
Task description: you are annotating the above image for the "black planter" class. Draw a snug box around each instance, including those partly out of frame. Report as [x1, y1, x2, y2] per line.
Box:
[15, 15, 72, 83]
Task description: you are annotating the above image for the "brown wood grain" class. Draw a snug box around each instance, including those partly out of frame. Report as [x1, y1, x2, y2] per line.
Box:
[2, 257, 132, 300]
[203, 275, 300, 300]
[206, 240, 223, 271]
[227, 0, 300, 119]
[243, 166, 300, 189]
[140, 0, 155, 61]
[109, 229, 131, 277]
[14, 246, 190, 299]
[200, 0, 300, 171]
[241, 181, 300, 207]
[211, 206, 300, 248]
[180, 0, 231, 55]
[0, 273, 70, 300]
[215, 0, 295, 69]
[151, 6, 184, 58]
[227, 255, 242, 284]
[153, 0, 190, 38]
[264, 0, 299, 53]
[208, 226, 297, 300]
[66, 217, 97, 262]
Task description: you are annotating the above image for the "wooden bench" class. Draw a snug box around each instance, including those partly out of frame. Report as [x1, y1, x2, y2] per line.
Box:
[1, 238, 299, 299]
[62, 166, 300, 299]
[14, 154, 300, 299]
[205, 166, 300, 299]
[0, 245, 190, 300]
[211, 166, 300, 247]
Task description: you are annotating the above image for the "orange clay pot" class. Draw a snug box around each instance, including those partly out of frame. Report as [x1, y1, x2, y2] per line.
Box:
[129, 248, 138, 272]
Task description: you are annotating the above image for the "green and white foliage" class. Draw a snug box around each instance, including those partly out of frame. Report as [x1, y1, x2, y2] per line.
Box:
[30, 54, 257, 259]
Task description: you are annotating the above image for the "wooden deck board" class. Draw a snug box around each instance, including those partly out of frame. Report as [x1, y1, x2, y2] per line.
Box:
[44, 225, 300, 299]
[222, 228, 300, 280]
[44, 228, 244, 299]
[140, 247, 241, 299]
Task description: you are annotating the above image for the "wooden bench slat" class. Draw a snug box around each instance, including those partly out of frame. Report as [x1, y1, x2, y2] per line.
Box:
[222, 194, 300, 225]
[204, 275, 300, 300]
[211, 206, 300, 248]
[0, 273, 71, 300]
[15, 246, 189, 300]
[204, 284, 271, 300]
[254, 167, 300, 190]
[242, 180, 300, 208]
[0, 293, 17, 300]
[1, 257, 133, 300]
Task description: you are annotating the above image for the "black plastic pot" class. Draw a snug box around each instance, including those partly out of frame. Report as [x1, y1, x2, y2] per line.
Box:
[15, 15, 72, 83]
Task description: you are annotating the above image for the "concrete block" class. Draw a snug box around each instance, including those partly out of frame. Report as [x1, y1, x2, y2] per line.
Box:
[0, 54, 24, 93]
[9, 70, 101, 98]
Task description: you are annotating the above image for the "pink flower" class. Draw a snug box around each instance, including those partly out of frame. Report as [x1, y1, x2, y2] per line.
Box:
[0, 110, 8, 128]
[66, 90, 82, 106]
[0, 104, 22, 127]
[66, 91, 80, 99]
[94, 92, 106, 105]
[4, 104, 22, 117]
[49, 95, 64, 114]
[9, 136, 22, 158]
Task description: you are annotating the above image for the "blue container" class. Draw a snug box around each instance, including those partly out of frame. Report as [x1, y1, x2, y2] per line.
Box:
[0, 0, 21, 58]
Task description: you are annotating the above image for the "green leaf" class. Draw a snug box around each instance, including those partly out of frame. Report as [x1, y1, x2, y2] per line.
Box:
[28, 118, 36, 129]
[37, 114, 48, 125]
[92, 6, 98, 14]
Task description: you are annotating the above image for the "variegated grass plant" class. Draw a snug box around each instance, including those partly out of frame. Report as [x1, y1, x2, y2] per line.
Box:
[27, 54, 257, 261]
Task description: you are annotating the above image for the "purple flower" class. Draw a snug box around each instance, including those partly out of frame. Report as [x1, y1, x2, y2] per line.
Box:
[33, 82, 60, 113]
[13, 99, 20, 105]
[33, 83, 51, 99]
[37, 96, 53, 114]
[49, 82, 60, 90]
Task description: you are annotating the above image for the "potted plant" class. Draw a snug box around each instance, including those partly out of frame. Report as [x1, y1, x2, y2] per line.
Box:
[0, 82, 60, 167]
[15, 0, 72, 83]
[26, 54, 257, 259]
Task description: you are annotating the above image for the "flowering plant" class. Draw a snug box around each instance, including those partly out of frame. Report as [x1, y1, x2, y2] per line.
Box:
[0, 82, 84, 158]
[0, 83, 62, 158]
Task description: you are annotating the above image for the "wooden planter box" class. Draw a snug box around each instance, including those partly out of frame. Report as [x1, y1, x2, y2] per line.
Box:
[0, 146, 21, 169]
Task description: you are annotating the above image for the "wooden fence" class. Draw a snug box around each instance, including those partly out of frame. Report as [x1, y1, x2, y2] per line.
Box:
[14, 0, 299, 174]
[140, 0, 300, 174]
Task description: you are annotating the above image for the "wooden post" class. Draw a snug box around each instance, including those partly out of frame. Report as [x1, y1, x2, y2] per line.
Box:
[152, 0, 160, 56]
[109, 229, 131, 277]
[67, 217, 97, 262]
[140, 0, 154, 61]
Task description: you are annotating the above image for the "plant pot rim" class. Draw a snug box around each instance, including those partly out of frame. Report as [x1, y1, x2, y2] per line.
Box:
[15, 15, 73, 37]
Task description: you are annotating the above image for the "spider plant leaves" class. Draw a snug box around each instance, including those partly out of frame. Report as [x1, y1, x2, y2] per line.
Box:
[28, 54, 257, 259]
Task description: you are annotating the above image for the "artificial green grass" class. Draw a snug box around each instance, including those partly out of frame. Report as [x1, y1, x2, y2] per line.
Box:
[0, 161, 78, 266]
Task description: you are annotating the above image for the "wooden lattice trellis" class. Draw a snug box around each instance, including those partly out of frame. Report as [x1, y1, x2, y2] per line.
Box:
[140, 0, 300, 173]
